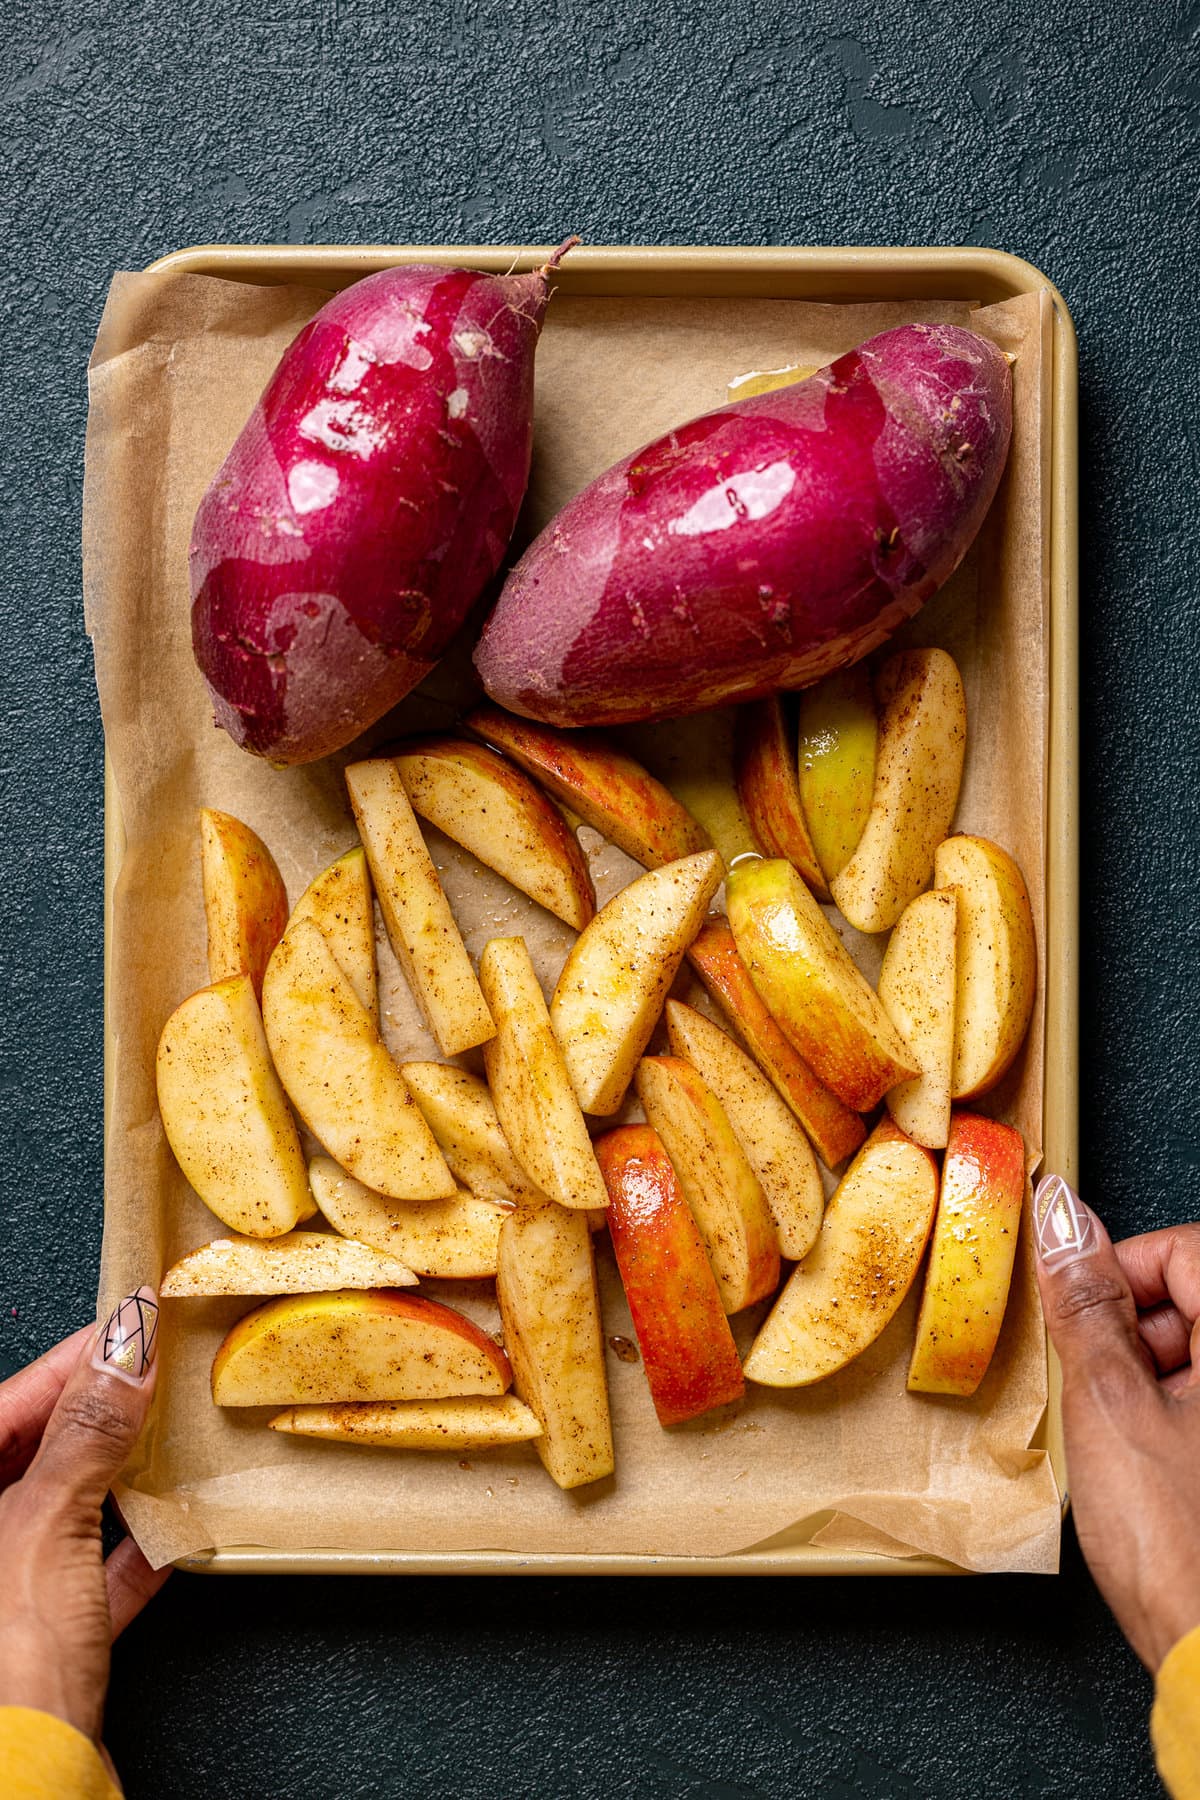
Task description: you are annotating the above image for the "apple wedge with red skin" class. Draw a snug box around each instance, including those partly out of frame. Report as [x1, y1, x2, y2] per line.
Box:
[596, 1125, 744, 1427]
[734, 697, 828, 898]
[200, 809, 289, 1000]
[464, 703, 711, 869]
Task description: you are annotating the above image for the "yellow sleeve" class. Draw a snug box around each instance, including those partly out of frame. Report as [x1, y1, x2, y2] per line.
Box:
[0, 1706, 121, 1799]
[1154, 1624, 1200, 1798]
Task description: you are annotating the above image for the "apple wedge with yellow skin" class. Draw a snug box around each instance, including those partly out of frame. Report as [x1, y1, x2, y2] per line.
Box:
[734, 696, 828, 897]
[346, 758, 494, 1057]
[934, 834, 1037, 1100]
[596, 1125, 744, 1427]
[391, 735, 596, 931]
[496, 1202, 614, 1488]
[211, 1289, 513, 1407]
[399, 1061, 548, 1205]
[290, 846, 377, 1023]
[308, 1156, 508, 1279]
[878, 888, 958, 1149]
[161, 1230, 417, 1297]
[262, 919, 456, 1201]
[727, 858, 917, 1112]
[550, 849, 723, 1116]
[618, 709, 759, 869]
[744, 1118, 938, 1387]
[479, 937, 609, 1213]
[686, 917, 866, 1169]
[908, 1112, 1025, 1396]
[797, 667, 878, 885]
[156, 973, 312, 1238]
[199, 808, 289, 1000]
[831, 649, 967, 933]
[635, 1056, 780, 1313]
[464, 702, 710, 869]
[268, 1395, 543, 1451]
[665, 1000, 823, 1261]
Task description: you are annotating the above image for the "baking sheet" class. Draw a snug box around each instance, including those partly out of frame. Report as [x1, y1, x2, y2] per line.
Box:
[84, 268, 1059, 1572]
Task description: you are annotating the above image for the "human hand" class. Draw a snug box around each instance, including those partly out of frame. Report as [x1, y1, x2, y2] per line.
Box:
[0, 1289, 168, 1744]
[1034, 1177, 1200, 1671]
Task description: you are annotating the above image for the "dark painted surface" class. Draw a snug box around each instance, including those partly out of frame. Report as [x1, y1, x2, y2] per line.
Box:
[0, 1, 1195, 1793]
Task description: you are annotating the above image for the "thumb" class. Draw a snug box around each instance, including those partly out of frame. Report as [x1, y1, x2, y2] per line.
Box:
[25, 1288, 159, 1517]
[1033, 1176, 1150, 1404]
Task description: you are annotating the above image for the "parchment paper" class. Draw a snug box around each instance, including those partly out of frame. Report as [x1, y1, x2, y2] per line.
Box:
[84, 269, 1059, 1572]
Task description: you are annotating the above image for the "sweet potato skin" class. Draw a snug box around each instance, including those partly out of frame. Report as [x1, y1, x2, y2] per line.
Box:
[191, 263, 550, 764]
[475, 323, 1012, 728]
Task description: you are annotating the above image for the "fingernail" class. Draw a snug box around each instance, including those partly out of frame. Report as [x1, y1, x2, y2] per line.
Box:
[93, 1287, 159, 1385]
[1033, 1174, 1098, 1266]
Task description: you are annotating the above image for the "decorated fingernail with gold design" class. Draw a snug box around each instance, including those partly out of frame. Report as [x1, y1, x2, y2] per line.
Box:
[93, 1287, 159, 1385]
[1032, 1174, 1097, 1266]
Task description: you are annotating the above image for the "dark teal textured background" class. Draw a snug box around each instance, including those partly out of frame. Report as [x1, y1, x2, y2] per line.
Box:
[1, 2, 1197, 1794]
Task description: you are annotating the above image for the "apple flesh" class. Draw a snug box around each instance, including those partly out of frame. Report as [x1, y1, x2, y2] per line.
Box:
[878, 888, 958, 1149]
[399, 1061, 548, 1205]
[596, 1125, 744, 1426]
[733, 696, 828, 897]
[308, 1156, 509, 1280]
[797, 667, 878, 885]
[161, 1230, 416, 1296]
[290, 846, 377, 1023]
[934, 833, 1037, 1099]
[618, 708, 760, 869]
[268, 1395, 543, 1451]
[199, 808, 289, 1000]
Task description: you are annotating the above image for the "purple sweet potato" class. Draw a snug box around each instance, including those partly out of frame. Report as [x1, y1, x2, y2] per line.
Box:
[474, 323, 1011, 728]
[191, 250, 569, 764]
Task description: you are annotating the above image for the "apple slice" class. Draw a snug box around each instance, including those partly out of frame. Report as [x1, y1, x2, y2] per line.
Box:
[199, 808, 289, 999]
[596, 1125, 744, 1426]
[665, 1000, 823, 1260]
[831, 649, 967, 933]
[308, 1156, 508, 1279]
[211, 1290, 513, 1406]
[726, 363, 817, 400]
[161, 1230, 416, 1296]
[268, 1395, 543, 1451]
[934, 834, 1037, 1099]
[290, 846, 377, 1023]
[479, 937, 609, 1212]
[635, 1056, 780, 1313]
[550, 850, 724, 1116]
[399, 1062, 548, 1205]
[262, 919, 455, 1201]
[345, 758, 494, 1057]
[391, 735, 596, 931]
[744, 1118, 938, 1387]
[618, 709, 759, 869]
[908, 1112, 1026, 1396]
[686, 917, 865, 1169]
[726, 858, 917, 1112]
[734, 696, 828, 897]
[464, 702, 710, 869]
[156, 974, 311, 1238]
[878, 889, 958, 1149]
[797, 668, 878, 885]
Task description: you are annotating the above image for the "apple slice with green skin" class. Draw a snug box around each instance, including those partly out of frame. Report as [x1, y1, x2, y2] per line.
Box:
[161, 1230, 416, 1297]
[399, 1062, 548, 1205]
[346, 757, 495, 1057]
[618, 709, 759, 869]
[596, 1125, 744, 1427]
[686, 916, 866, 1169]
[200, 808, 289, 1000]
[831, 649, 967, 933]
[391, 735, 596, 931]
[934, 834, 1037, 1100]
[479, 937, 609, 1213]
[308, 1156, 509, 1279]
[290, 846, 377, 1023]
[464, 702, 711, 869]
[635, 1056, 780, 1313]
[908, 1112, 1025, 1397]
[156, 974, 312, 1238]
[734, 696, 829, 897]
[211, 1290, 513, 1406]
[797, 667, 878, 886]
[550, 849, 723, 1116]
[665, 1000, 823, 1261]
[744, 1117, 938, 1387]
[726, 858, 917, 1112]
[878, 888, 958, 1149]
[268, 1395, 543, 1451]
[496, 1202, 614, 1489]
[262, 918, 456, 1201]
